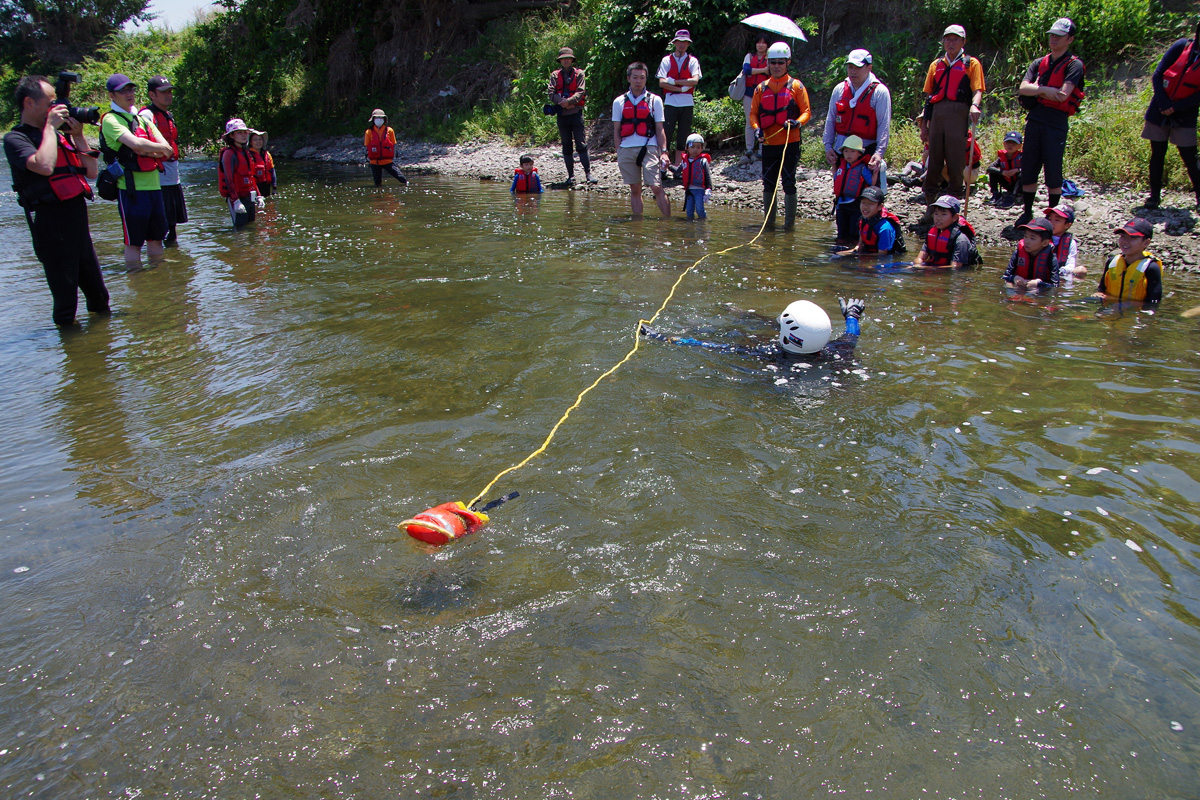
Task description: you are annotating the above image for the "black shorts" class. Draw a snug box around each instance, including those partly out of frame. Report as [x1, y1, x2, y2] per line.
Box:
[117, 188, 168, 247]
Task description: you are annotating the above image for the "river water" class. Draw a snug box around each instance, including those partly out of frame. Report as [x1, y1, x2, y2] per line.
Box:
[1, 161, 1198, 798]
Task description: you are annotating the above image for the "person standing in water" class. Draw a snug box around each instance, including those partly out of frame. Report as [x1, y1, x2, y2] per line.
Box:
[364, 108, 407, 187]
[139, 75, 187, 245]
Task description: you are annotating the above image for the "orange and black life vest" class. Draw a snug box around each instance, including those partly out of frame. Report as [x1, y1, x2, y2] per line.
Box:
[857, 208, 905, 253]
[140, 104, 179, 161]
[924, 219, 977, 266]
[1034, 53, 1085, 115]
[995, 149, 1021, 173]
[365, 126, 395, 162]
[746, 53, 769, 90]
[680, 153, 711, 189]
[218, 146, 256, 198]
[833, 156, 873, 201]
[1011, 240, 1056, 282]
[1163, 40, 1200, 102]
[512, 167, 539, 192]
[620, 93, 654, 140]
[1053, 231, 1073, 265]
[757, 79, 800, 133]
[666, 54, 694, 94]
[14, 131, 93, 207]
[834, 80, 879, 139]
[929, 55, 975, 104]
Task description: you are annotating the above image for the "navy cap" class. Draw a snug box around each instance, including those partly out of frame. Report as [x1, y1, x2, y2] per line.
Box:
[106, 74, 135, 92]
[1003, 130, 1023, 144]
[930, 194, 961, 213]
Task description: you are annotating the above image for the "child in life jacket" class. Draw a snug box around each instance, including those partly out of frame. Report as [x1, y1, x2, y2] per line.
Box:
[1044, 204, 1086, 278]
[1002, 217, 1059, 292]
[679, 133, 712, 220]
[832, 134, 877, 244]
[510, 154, 543, 193]
[838, 186, 906, 256]
[1092, 218, 1163, 306]
[986, 131, 1023, 208]
[913, 194, 982, 268]
[248, 131, 276, 197]
[217, 118, 262, 230]
[640, 297, 866, 366]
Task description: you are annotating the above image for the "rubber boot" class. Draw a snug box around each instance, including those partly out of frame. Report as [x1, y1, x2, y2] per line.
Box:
[763, 188, 778, 230]
[783, 194, 797, 230]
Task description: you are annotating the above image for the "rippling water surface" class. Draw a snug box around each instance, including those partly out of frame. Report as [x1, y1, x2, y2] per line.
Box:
[1, 162, 1198, 798]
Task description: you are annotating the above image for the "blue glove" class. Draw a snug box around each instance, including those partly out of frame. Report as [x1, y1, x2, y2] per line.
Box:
[839, 297, 865, 336]
[743, 63, 752, 76]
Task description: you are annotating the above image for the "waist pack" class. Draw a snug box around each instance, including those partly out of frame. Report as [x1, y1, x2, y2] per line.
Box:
[96, 162, 123, 201]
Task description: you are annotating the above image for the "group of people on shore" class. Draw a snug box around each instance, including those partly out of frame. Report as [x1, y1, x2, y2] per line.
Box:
[7, 16, 1194, 328]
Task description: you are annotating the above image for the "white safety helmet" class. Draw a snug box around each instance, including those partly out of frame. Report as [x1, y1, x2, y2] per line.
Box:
[778, 300, 832, 354]
[767, 42, 791, 61]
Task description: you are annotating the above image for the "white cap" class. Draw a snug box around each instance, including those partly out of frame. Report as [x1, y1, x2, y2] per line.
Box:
[1048, 17, 1076, 36]
[943, 24, 966, 38]
[685, 133, 704, 147]
[846, 49, 872, 66]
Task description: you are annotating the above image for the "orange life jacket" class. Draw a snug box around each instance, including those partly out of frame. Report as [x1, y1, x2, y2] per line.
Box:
[746, 53, 769, 90]
[834, 79, 879, 139]
[666, 54, 694, 94]
[249, 148, 269, 182]
[365, 126, 395, 163]
[512, 167, 539, 192]
[929, 55, 975, 104]
[620, 93, 654, 139]
[1034, 53, 1085, 115]
[924, 219, 977, 266]
[217, 146, 256, 198]
[680, 153, 711, 189]
[757, 79, 800, 134]
[833, 156, 873, 201]
[1163, 40, 1200, 102]
[1053, 232, 1073, 265]
[857, 208, 904, 253]
[140, 104, 179, 161]
[1011, 240, 1056, 282]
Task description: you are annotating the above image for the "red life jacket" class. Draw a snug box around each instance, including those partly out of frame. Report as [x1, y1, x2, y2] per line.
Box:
[365, 126, 395, 162]
[857, 208, 904, 253]
[249, 149, 269, 182]
[218, 146, 256, 198]
[1053, 231, 1073, 264]
[929, 55, 975, 104]
[1034, 53, 1085, 115]
[746, 53, 769, 90]
[100, 110, 163, 174]
[620, 93, 654, 139]
[924, 219, 977, 266]
[1163, 40, 1200, 103]
[553, 67, 583, 98]
[833, 156, 873, 201]
[757, 79, 799, 133]
[834, 79, 879, 139]
[666, 54, 694, 94]
[140, 104, 179, 161]
[680, 153, 711, 189]
[995, 148, 1021, 173]
[1011, 240, 1056, 281]
[512, 167, 538, 192]
[17, 132, 93, 206]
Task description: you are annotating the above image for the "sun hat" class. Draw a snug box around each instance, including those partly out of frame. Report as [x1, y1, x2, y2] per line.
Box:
[224, 118, 251, 136]
[367, 108, 386, 121]
[557, 47, 575, 60]
[672, 29, 692, 43]
[840, 135, 866, 153]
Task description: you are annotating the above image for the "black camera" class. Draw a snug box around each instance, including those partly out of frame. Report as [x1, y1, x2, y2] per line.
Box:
[53, 71, 101, 125]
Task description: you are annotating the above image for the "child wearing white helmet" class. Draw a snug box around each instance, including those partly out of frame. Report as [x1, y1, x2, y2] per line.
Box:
[679, 133, 712, 220]
[641, 297, 866, 366]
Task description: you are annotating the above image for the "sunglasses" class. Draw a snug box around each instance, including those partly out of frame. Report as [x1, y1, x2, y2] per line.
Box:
[768, 59, 787, 65]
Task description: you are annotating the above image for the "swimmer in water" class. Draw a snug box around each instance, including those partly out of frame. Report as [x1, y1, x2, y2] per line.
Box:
[641, 297, 865, 363]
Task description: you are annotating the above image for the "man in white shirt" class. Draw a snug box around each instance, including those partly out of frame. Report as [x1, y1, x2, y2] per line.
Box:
[611, 62, 671, 217]
[656, 29, 701, 176]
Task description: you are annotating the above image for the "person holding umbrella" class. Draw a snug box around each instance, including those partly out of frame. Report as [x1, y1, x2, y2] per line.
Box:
[749, 41, 811, 230]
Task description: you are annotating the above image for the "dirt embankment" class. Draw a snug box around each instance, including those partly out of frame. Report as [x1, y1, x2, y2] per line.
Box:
[272, 130, 1200, 273]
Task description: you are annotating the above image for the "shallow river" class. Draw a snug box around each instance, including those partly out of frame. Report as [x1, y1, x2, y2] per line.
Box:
[1, 161, 1198, 798]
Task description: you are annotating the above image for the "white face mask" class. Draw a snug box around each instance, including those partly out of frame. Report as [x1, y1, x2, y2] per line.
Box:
[373, 118, 384, 127]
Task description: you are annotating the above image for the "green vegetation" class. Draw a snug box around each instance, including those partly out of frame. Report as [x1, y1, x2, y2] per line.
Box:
[0, 0, 1193, 189]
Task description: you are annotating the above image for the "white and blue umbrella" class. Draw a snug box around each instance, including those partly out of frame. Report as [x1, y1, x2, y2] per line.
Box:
[740, 12, 808, 42]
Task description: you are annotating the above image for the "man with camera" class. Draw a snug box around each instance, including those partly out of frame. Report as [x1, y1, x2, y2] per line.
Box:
[4, 75, 110, 328]
[99, 73, 174, 270]
[547, 47, 593, 185]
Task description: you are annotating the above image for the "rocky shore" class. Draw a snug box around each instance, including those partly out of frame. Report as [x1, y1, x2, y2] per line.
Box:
[271, 131, 1200, 272]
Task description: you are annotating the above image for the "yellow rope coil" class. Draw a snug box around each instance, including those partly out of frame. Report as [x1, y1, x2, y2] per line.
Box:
[468, 134, 797, 509]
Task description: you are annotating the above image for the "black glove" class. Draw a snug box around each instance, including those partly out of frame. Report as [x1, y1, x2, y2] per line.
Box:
[839, 297, 865, 321]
